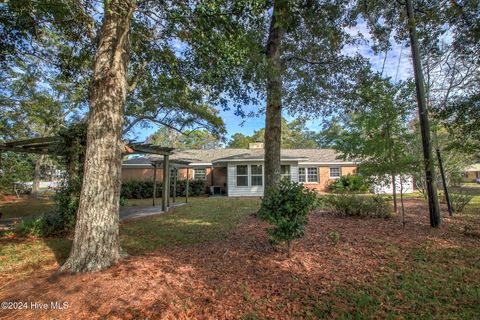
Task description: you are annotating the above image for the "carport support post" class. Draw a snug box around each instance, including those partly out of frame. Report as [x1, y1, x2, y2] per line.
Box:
[152, 163, 157, 207]
[162, 155, 169, 211]
[173, 167, 177, 203]
[166, 157, 170, 208]
[186, 168, 189, 203]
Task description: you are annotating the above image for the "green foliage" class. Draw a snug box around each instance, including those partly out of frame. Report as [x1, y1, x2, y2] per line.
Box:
[325, 194, 392, 218]
[148, 127, 222, 149]
[0, 152, 35, 195]
[120, 179, 207, 199]
[450, 191, 474, 214]
[15, 213, 67, 237]
[258, 180, 317, 251]
[328, 174, 370, 193]
[53, 123, 87, 230]
[227, 118, 322, 149]
[119, 196, 128, 207]
[332, 76, 417, 180]
[15, 123, 88, 237]
[328, 231, 340, 246]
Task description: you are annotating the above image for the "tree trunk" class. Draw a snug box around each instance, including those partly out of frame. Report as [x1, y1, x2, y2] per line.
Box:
[264, 0, 287, 192]
[400, 176, 406, 229]
[62, 0, 136, 273]
[436, 148, 453, 216]
[31, 154, 44, 198]
[391, 173, 397, 213]
[405, 0, 441, 227]
[287, 240, 293, 258]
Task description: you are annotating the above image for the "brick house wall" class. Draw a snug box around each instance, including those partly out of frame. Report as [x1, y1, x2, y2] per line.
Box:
[302, 165, 357, 193]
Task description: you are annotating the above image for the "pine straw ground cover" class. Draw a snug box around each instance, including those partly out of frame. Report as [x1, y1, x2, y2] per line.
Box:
[0, 198, 479, 319]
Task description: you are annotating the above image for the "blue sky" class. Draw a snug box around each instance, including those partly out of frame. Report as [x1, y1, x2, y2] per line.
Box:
[132, 20, 414, 143]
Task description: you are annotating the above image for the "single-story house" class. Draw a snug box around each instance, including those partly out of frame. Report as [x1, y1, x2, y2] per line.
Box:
[464, 164, 480, 182]
[122, 143, 357, 196]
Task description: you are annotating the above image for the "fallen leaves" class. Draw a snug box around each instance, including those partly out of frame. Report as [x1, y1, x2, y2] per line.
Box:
[0, 199, 478, 319]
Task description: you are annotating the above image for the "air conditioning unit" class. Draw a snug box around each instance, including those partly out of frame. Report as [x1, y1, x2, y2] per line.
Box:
[210, 186, 221, 195]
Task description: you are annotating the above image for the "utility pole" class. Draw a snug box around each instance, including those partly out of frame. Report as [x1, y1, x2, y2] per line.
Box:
[405, 0, 441, 227]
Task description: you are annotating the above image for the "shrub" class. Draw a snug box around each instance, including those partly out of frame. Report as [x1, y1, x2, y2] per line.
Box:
[324, 193, 392, 218]
[328, 231, 340, 246]
[15, 213, 66, 237]
[174, 179, 207, 197]
[119, 196, 128, 206]
[54, 181, 80, 231]
[258, 179, 318, 257]
[328, 174, 370, 193]
[450, 191, 474, 214]
[120, 179, 207, 199]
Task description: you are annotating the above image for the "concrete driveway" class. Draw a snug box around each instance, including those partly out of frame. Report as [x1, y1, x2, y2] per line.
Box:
[119, 202, 186, 221]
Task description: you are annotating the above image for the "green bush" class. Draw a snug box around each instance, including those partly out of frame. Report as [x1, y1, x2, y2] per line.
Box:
[15, 213, 66, 237]
[120, 179, 207, 199]
[258, 179, 318, 257]
[324, 193, 392, 218]
[328, 174, 370, 193]
[450, 191, 473, 214]
[119, 196, 128, 206]
[328, 231, 340, 246]
[54, 181, 79, 231]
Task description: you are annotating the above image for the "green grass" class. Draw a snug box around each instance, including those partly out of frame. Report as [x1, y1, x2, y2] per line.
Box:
[0, 197, 261, 277]
[0, 238, 71, 286]
[0, 195, 56, 219]
[306, 246, 480, 319]
[121, 197, 261, 254]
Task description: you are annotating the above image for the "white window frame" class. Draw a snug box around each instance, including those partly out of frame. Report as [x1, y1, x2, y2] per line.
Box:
[193, 168, 207, 180]
[236, 165, 249, 187]
[329, 167, 341, 179]
[299, 167, 318, 184]
[281, 165, 291, 181]
[250, 164, 263, 186]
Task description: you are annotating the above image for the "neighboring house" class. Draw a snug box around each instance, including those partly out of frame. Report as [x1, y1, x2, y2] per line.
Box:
[371, 175, 414, 195]
[464, 164, 480, 182]
[122, 143, 357, 196]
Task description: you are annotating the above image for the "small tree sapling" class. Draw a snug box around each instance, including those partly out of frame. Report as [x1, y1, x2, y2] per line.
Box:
[258, 179, 318, 257]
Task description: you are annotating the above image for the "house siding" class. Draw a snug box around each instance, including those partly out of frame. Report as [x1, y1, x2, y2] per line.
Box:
[227, 162, 264, 197]
[301, 165, 357, 193]
[122, 167, 164, 181]
[122, 162, 358, 196]
[227, 161, 299, 197]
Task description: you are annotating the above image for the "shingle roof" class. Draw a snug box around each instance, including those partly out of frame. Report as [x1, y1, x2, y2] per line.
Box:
[123, 148, 350, 166]
[465, 163, 480, 172]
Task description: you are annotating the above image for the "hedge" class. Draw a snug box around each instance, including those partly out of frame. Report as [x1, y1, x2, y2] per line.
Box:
[120, 179, 207, 199]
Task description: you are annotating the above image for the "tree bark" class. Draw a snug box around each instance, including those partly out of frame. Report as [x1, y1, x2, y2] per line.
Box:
[264, 0, 287, 192]
[436, 148, 453, 216]
[405, 0, 441, 227]
[287, 240, 293, 258]
[391, 173, 397, 213]
[31, 154, 44, 198]
[62, 0, 136, 273]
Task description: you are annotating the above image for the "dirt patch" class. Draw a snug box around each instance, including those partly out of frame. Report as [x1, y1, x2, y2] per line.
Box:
[0, 199, 478, 319]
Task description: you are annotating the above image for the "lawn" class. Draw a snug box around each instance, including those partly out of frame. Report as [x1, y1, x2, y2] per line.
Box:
[0, 196, 479, 319]
[0, 194, 56, 219]
[121, 197, 262, 253]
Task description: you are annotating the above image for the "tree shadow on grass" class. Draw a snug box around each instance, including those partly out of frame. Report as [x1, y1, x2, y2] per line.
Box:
[43, 238, 72, 267]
